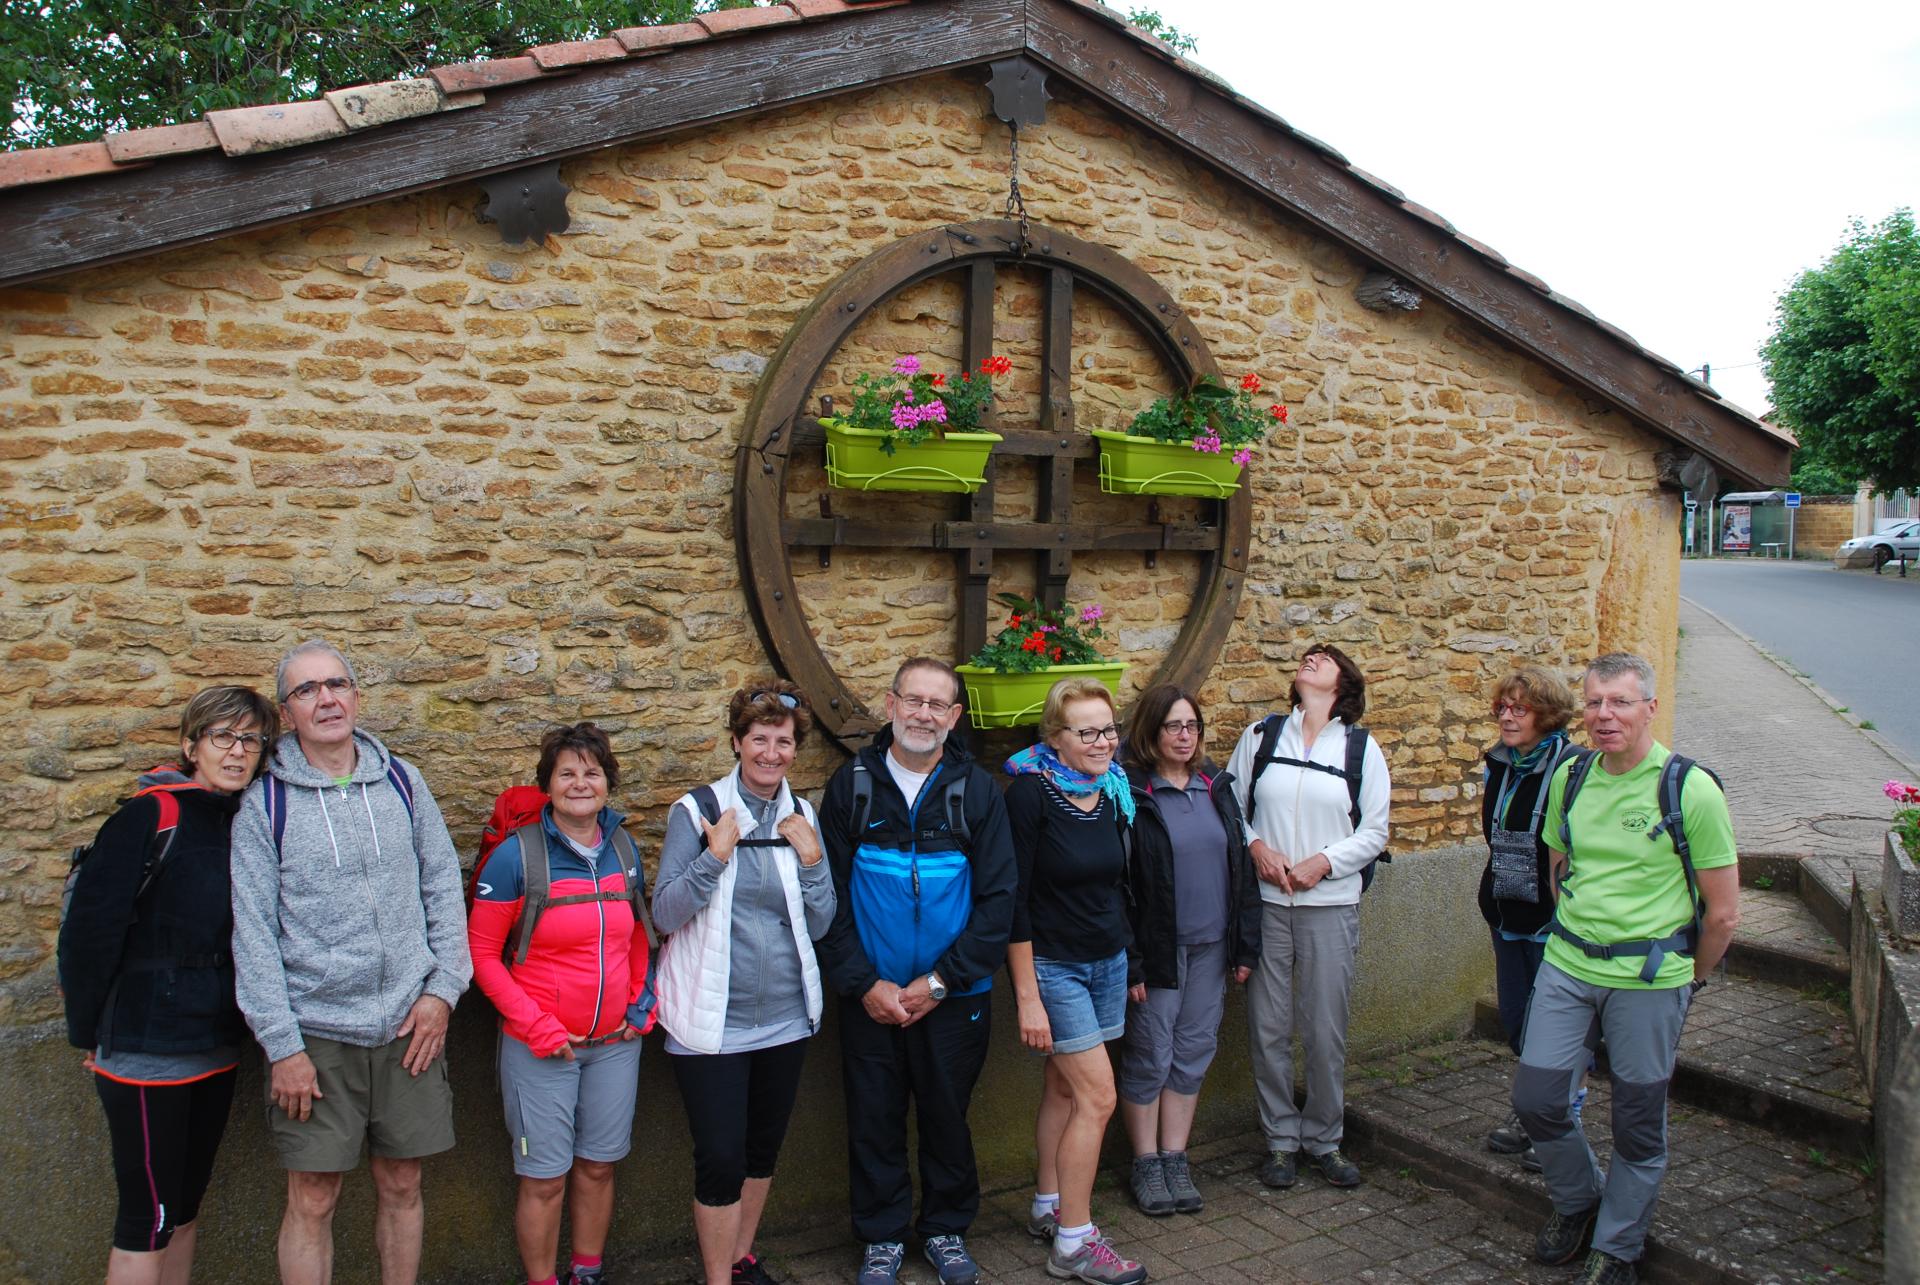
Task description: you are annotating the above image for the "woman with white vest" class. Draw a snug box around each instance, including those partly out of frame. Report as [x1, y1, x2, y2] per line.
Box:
[652, 680, 836, 1285]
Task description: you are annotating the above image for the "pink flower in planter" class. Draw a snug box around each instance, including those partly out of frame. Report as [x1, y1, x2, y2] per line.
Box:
[893, 355, 921, 376]
[1232, 448, 1252, 467]
[1889, 780, 1920, 804]
[1080, 604, 1104, 624]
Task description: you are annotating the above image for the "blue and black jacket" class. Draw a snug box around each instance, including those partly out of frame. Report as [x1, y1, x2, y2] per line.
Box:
[816, 728, 1016, 999]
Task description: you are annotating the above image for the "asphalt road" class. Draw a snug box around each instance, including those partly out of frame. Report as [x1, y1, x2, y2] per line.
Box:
[1680, 558, 1920, 765]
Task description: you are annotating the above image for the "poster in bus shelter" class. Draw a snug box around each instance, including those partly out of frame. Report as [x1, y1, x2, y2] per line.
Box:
[1721, 504, 1752, 552]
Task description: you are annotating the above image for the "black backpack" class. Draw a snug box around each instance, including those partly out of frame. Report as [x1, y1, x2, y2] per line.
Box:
[1245, 714, 1391, 892]
[844, 760, 972, 850]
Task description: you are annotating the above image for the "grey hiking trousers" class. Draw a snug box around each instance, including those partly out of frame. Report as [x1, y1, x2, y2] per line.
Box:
[1511, 961, 1693, 1261]
[1247, 902, 1358, 1157]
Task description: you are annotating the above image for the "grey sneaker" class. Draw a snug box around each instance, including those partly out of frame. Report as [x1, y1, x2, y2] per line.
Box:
[1045, 1227, 1147, 1284]
[857, 1241, 903, 1284]
[1130, 1153, 1174, 1216]
[1578, 1249, 1638, 1284]
[921, 1234, 978, 1285]
[1160, 1150, 1202, 1213]
[1535, 1204, 1598, 1266]
[1025, 1207, 1059, 1241]
[1308, 1148, 1362, 1188]
[1257, 1148, 1298, 1188]
[1486, 1110, 1530, 1154]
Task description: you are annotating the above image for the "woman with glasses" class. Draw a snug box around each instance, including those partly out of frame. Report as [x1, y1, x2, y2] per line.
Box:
[1113, 684, 1261, 1217]
[59, 686, 279, 1285]
[1477, 665, 1580, 1168]
[468, 722, 652, 1285]
[652, 680, 836, 1285]
[1227, 643, 1390, 1194]
[1006, 677, 1147, 1285]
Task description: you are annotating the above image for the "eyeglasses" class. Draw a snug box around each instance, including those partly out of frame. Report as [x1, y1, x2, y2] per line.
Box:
[891, 692, 955, 716]
[206, 729, 269, 753]
[1584, 697, 1651, 714]
[1493, 702, 1533, 719]
[285, 676, 355, 704]
[1070, 725, 1122, 745]
[749, 690, 801, 710]
[1161, 720, 1201, 735]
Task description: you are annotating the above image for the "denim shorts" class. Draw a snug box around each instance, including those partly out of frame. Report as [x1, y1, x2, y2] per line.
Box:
[1034, 949, 1128, 1055]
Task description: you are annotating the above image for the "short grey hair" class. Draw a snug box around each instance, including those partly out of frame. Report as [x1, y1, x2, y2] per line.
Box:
[275, 638, 358, 703]
[1585, 652, 1656, 700]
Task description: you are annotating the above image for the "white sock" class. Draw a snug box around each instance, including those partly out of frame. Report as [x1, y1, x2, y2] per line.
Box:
[1054, 1221, 1094, 1257]
[1031, 1192, 1060, 1219]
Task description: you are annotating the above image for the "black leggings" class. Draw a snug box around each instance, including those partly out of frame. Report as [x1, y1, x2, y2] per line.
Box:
[670, 1037, 809, 1207]
[94, 1068, 237, 1252]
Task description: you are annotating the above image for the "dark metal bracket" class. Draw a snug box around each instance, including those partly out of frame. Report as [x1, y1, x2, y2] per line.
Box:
[477, 162, 572, 245]
[986, 58, 1049, 127]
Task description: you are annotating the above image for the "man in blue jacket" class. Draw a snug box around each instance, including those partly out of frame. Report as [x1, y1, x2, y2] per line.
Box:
[818, 657, 1017, 1285]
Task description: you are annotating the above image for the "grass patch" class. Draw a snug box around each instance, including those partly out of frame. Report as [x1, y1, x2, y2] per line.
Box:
[1753, 874, 1776, 891]
[1860, 719, 1878, 730]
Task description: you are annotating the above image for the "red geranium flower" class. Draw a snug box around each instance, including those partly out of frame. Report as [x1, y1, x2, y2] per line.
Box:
[1271, 404, 1289, 423]
[981, 355, 1013, 377]
[931, 373, 946, 386]
[1240, 373, 1261, 393]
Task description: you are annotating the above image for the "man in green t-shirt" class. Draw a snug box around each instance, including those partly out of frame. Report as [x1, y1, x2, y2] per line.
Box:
[1509, 653, 1739, 1285]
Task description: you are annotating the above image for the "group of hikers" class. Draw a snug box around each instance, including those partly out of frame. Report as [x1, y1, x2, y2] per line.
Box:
[58, 635, 1734, 1285]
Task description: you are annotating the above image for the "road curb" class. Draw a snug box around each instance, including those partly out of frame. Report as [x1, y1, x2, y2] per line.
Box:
[1681, 593, 1920, 781]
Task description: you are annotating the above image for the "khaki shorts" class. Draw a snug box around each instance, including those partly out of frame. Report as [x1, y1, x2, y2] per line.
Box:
[266, 1033, 456, 1172]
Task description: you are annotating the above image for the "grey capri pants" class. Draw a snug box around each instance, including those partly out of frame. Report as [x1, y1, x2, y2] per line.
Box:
[1117, 939, 1230, 1103]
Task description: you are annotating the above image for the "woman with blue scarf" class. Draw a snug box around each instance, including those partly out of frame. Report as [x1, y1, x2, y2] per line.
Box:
[1005, 677, 1147, 1285]
[1478, 664, 1581, 1169]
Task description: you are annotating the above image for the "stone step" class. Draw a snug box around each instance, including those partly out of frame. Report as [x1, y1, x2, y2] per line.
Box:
[1726, 883, 1850, 989]
[1473, 971, 1872, 1154]
[1345, 1039, 1883, 1284]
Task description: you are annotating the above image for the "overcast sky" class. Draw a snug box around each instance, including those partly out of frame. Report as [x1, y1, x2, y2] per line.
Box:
[1168, 0, 1920, 419]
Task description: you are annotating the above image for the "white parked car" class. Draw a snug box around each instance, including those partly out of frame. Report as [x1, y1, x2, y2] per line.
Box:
[1835, 520, 1920, 570]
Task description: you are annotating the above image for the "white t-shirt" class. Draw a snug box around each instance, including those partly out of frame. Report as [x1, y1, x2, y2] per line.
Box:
[885, 752, 932, 808]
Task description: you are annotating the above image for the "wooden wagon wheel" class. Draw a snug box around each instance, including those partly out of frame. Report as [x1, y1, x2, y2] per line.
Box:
[735, 219, 1252, 752]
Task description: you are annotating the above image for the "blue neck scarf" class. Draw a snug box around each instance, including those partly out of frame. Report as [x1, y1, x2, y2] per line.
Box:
[1005, 744, 1136, 824]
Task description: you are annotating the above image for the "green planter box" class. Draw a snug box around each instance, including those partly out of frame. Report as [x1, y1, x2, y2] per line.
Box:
[822, 419, 1001, 494]
[1093, 429, 1247, 497]
[954, 662, 1128, 728]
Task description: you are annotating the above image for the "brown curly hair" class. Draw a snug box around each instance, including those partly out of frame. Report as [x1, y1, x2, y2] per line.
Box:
[727, 678, 813, 747]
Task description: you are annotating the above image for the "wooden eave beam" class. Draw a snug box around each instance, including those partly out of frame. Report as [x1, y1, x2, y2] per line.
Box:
[1020, 0, 1787, 487]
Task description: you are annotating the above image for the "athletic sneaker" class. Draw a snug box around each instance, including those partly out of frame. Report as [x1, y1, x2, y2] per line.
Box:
[1535, 1204, 1599, 1266]
[1130, 1153, 1174, 1215]
[1486, 1110, 1530, 1154]
[731, 1253, 778, 1285]
[1308, 1148, 1362, 1188]
[565, 1268, 605, 1285]
[1160, 1150, 1203, 1213]
[1045, 1227, 1147, 1284]
[921, 1234, 979, 1285]
[1025, 1207, 1060, 1240]
[1257, 1149, 1298, 1189]
[857, 1242, 903, 1284]
[1578, 1250, 1639, 1284]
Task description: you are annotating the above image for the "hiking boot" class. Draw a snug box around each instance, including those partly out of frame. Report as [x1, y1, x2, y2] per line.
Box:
[1308, 1148, 1363, 1188]
[1160, 1150, 1203, 1213]
[1578, 1250, 1639, 1284]
[1257, 1148, 1298, 1189]
[1025, 1207, 1059, 1241]
[1486, 1110, 1531, 1154]
[921, 1234, 979, 1285]
[1130, 1153, 1174, 1215]
[1519, 1142, 1542, 1173]
[1535, 1204, 1599, 1265]
[856, 1242, 903, 1285]
[731, 1253, 778, 1285]
[1045, 1227, 1147, 1285]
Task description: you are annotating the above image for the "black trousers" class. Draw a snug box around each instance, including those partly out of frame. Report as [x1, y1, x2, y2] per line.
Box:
[95, 1068, 237, 1252]
[840, 989, 992, 1244]
[670, 1037, 809, 1207]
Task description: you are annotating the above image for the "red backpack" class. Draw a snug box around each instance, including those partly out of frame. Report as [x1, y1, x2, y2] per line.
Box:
[469, 785, 550, 905]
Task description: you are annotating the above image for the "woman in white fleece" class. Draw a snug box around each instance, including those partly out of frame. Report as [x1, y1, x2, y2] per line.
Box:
[1225, 643, 1391, 1195]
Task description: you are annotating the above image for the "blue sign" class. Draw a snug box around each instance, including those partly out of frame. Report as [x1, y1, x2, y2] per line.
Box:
[1785, 492, 1802, 508]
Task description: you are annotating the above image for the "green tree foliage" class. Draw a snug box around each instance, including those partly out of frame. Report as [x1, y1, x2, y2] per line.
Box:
[1, 0, 757, 149]
[1763, 210, 1920, 494]
[1125, 8, 1197, 54]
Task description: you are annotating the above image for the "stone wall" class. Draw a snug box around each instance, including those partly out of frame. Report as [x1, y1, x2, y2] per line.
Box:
[1789, 494, 1857, 559]
[0, 69, 1686, 1277]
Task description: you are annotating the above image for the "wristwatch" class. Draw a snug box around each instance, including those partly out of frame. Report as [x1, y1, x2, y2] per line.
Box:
[926, 971, 949, 1001]
[1689, 978, 1708, 995]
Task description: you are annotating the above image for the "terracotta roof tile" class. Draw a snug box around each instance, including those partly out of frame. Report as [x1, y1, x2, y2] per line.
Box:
[431, 57, 546, 94]
[697, 4, 802, 35]
[0, 141, 124, 191]
[1454, 232, 1507, 266]
[1345, 167, 1405, 202]
[1505, 264, 1551, 293]
[787, 0, 854, 16]
[102, 121, 221, 165]
[613, 21, 708, 53]
[207, 100, 350, 157]
[325, 78, 445, 131]
[1399, 199, 1457, 235]
[1546, 290, 1598, 322]
[1288, 128, 1348, 166]
[528, 37, 629, 71]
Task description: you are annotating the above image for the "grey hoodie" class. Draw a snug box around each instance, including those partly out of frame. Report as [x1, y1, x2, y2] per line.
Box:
[231, 728, 472, 1063]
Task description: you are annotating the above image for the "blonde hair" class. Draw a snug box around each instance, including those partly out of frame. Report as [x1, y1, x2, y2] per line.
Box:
[1489, 664, 1579, 733]
[1039, 677, 1117, 744]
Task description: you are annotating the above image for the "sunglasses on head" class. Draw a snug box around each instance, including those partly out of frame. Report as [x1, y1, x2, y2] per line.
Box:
[749, 690, 802, 710]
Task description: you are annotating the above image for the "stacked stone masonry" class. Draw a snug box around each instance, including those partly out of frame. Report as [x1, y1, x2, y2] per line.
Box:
[0, 73, 1680, 1025]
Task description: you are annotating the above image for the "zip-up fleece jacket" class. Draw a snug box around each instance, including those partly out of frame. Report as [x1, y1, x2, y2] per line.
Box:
[1123, 764, 1262, 990]
[816, 728, 1016, 999]
[231, 730, 472, 1063]
[468, 806, 653, 1057]
[60, 774, 248, 1056]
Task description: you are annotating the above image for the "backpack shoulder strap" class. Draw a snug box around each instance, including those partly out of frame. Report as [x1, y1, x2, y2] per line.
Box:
[385, 759, 416, 822]
[1651, 754, 1708, 944]
[692, 784, 722, 826]
[510, 823, 551, 967]
[942, 772, 971, 849]
[264, 776, 288, 856]
[1245, 714, 1285, 825]
[1555, 748, 1599, 856]
[1342, 725, 1367, 829]
[849, 761, 874, 839]
[610, 827, 658, 950]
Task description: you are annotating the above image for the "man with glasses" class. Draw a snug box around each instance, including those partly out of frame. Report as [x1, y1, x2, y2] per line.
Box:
[1511, 652, 1739, 1285]
[816, 658, 1017, 1285]
[230, 638, 471, 1285]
